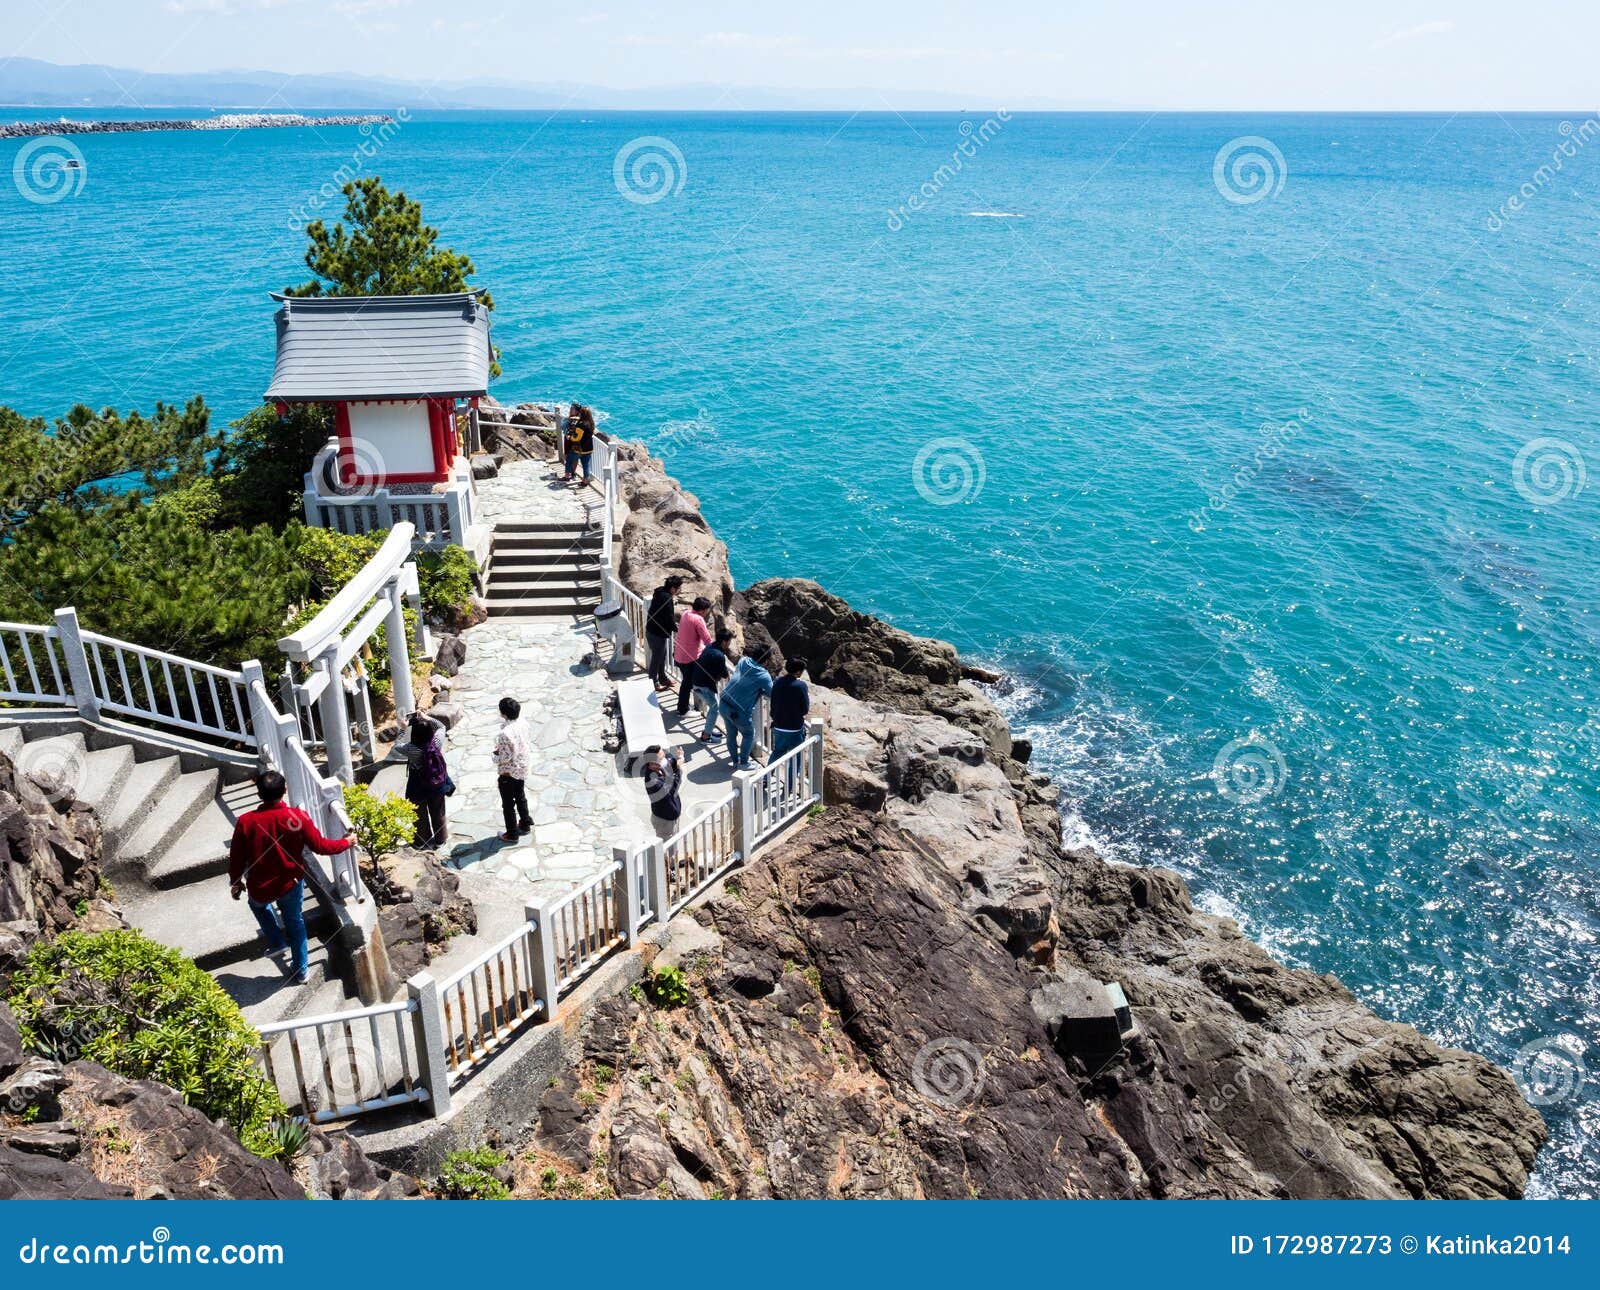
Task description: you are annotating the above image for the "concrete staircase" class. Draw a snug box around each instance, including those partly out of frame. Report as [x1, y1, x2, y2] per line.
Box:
[484, 522, 604, 619]
[0, 719, 352, 1026]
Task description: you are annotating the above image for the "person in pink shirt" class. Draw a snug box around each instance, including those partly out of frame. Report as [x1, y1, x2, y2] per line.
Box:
[673, 595, 714, 716]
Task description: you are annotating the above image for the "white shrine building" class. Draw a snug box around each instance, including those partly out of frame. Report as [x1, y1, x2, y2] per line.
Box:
[265, 291, 492, 557]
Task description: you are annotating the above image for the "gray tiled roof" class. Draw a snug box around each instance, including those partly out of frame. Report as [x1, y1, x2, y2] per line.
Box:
[264, 292, 492, 401]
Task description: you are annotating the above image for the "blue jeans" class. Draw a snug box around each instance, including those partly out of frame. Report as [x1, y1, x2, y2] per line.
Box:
[694, 687, 720, 739]
[769, 727, 805, 763]
[720, 698, 755, 768]
[249, 881, 308, 977]
[564, 450, 592, 480]
[770, 728, 806, 795]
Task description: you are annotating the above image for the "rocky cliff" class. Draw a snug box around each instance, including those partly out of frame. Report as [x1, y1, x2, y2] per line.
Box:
[519, 442, 1546, 1200]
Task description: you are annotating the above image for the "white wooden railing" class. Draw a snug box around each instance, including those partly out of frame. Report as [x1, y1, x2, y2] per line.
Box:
[436, 921, 545, 1086]
[0, 622, 70, 705]
[302, 444, 475, 551]
[256, 998, 427, 1123]
[660, 794, 740, 916]
[1, 610, 256, 749]
[545, 859, 628, 992]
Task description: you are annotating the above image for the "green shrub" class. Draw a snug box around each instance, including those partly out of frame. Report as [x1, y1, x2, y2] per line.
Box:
[342, 783, 417, 859]
[265, 1117, 311, 1162]
[643, 964, 691, 1010]
[434, 1147, 510, 1200]
[5, 930, 285, 1156]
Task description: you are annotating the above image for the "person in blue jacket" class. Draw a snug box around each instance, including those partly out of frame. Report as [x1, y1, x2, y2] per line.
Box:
[717, 646, 775, 771]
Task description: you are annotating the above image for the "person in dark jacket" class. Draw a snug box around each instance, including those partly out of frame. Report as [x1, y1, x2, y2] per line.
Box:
[403, 711, 450, 850]
[562, 403, 597, 484]
[641, 745, 683, 841]
[691, 628, 735, 743]
[768, 657, 810, 764]
[229, 770, 354, 984]
[645, 576, 684, 690]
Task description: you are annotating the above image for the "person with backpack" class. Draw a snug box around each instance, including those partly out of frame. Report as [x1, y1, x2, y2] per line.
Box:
[404, 711, 451, 851]
[228, 770, 354, 984]
[692, 627, 735, 744]
[673, 595, 714, 716]
[562, 403, 597, 485]
[718, 646, 775, 771]
[645, 575, 683, 690]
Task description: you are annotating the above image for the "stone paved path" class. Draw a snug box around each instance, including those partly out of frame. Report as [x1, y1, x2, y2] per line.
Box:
[371, 455, 630, 905]
[432, 618, 629, 902]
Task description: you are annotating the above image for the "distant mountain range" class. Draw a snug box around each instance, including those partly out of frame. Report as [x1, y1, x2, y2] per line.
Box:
[0, 56, 1090, 112]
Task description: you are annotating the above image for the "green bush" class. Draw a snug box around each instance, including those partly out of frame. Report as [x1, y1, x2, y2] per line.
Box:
[5, 930, 286, 1156]
[343, 782, 417, 859]
[433, 1147, 510, 1200]
[643, 964, 691, 1010]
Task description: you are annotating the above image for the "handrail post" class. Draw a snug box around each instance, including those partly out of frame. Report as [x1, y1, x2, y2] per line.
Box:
[647, 841, 670, 925]
[314, 644, 354, 783]
[51, 607, 99, 720]
[240, 660, 277, 769]
[731, 769, 760, 862]
[615, 846, 642, 945]
[406, 973, 453, 1117]
[807, 718, 826, 804]
[382, 575, 414, 720]
[526, 901, 560, 1023]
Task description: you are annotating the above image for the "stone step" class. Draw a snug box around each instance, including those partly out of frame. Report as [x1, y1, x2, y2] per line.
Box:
[486, 575, 603, 593]
[488, 552, 605, 572]
[492, 534, 603, 552]
[73, 743, 137, 820]
[494, 521, 597, 534]
[485, 598, 600, 618]
[223, 942, 354, 1030]
[120, 880, 338, 971]
[146, 799, 236, 889]
[115, 766, 221, 874]
[101, 754, 182, 848]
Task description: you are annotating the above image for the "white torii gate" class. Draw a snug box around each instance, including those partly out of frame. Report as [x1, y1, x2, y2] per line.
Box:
[276, 522, 430, 783]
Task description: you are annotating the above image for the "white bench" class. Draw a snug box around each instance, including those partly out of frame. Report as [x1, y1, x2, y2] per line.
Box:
[617, 675, 668, 773]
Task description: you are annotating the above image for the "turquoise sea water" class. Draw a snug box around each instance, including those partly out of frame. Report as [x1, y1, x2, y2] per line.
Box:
[3, 109, 1597, 1195]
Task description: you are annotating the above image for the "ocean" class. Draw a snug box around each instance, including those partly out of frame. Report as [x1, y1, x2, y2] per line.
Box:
[2, 108, 1596, 1195]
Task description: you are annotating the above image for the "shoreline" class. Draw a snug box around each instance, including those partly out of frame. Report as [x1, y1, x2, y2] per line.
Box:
[0, 113, 394, 139]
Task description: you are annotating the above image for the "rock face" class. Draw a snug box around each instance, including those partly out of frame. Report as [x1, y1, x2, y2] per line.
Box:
[0, 751, 118, 952]
[518, 445, 1546, 1200]
[615, 442, 739, 628]
[370, 847, 478, 981]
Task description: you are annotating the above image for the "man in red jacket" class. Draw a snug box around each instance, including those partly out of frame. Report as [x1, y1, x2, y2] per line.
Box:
[228, 770, 353, 985]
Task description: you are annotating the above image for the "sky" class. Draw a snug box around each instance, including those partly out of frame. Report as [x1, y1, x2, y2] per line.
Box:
[4, 0, 1599, 109]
